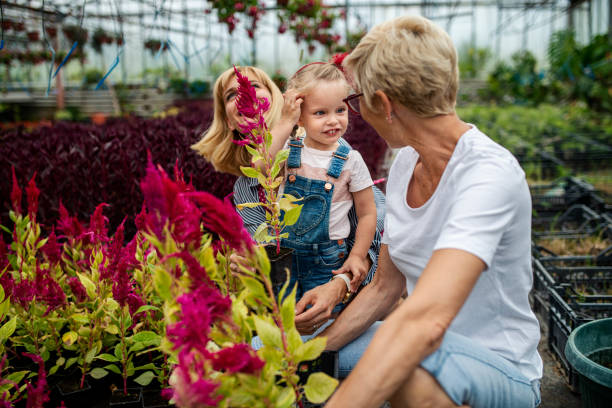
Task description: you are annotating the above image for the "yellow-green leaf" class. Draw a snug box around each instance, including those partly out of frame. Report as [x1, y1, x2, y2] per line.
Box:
[0, 316, 17, 342]
[295, 337, 326, 363]
[303, 372, 338, 404]
[253, 316, 281, 349]
[237, 202, 265, 210]
[77, 273, 96, 299]
[280, 286, 297, 329]
[282, 205, 302, 226]
[240, 166, 261, 179]
[275, 386, 296, 408]
[89, 367, 109, 379]
[153, 267, 172, 301]
[62, 331, 78, 346]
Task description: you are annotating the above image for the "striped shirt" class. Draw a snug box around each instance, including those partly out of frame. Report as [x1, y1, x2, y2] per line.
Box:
[233, 139, 386, 285]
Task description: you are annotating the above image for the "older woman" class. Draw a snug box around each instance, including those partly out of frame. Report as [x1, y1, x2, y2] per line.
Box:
[192, 66, 386, 329]
[295, 16, 542, 407]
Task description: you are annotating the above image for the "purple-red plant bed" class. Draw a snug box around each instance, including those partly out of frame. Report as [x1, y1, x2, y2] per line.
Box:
[0, 100, 387, 240]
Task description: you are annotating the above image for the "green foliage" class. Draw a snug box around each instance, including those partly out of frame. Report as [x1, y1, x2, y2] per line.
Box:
[457, 104, 612, 181]
[458, 45, 492, 79]
[483, 30, 611, 111]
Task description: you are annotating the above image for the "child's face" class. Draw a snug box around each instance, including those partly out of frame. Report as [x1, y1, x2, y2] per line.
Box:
[223, 73, 272, 132]
[298, 80, 349, 151]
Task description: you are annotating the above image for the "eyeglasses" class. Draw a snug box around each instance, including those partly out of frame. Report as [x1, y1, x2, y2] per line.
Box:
[343, 93, 363, 116]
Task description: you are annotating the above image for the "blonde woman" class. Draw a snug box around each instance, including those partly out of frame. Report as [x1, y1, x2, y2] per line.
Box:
[192, 66, 386, 335]
[298, 16, 543, 407]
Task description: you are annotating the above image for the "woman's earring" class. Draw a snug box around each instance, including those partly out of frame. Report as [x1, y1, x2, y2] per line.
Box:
[386, 113, 393, 124]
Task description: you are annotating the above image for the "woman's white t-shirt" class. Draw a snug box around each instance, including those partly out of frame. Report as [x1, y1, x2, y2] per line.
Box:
[283, 141, 373, 240]
[382, 125, 543, 381]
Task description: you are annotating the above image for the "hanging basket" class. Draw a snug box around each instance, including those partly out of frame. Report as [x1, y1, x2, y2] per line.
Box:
[27, 31, 40, 41]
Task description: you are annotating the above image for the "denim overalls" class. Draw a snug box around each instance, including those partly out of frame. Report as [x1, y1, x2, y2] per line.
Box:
[280, 138, 350, 311]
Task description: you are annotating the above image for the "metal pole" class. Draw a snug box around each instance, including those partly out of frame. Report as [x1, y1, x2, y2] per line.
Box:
[183, 0, 189, 81]
[140, 0, 146, 81]
[345, 0, 350, 45]
[495, 2, 502, 60]
[522, 6, 528, 50]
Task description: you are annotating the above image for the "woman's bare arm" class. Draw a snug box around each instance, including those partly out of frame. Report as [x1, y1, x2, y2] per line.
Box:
[325, 248, 485, 408]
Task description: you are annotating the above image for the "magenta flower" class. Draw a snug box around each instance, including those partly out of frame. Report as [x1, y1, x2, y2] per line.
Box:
[171, 251, 213, 289]
[189, 192, 254, 251]
[166, 353, 221, 407]
[86, 203, 110, 245]
[140, 161, 202, 246]
[0, 236, 9, 273]
[127, 292, 145, 318]
[211, 343, 265, 374]
[25, 173, 40, 221]
[68, 277, 88, 302]
[233, 66, 270, 144]
[100, 220, 126, 280]
[10, 167, 22, 215]
[13, 279, 35, 309]
[23, 353, 49, 408]
[166, 292, 213, 357]
[35, 266, 66, 314]
[56, 202, 85, 240]
[41, 228, 62, 266]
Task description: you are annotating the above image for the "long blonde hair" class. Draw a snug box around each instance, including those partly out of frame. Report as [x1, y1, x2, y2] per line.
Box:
[191, 66, 284, 176]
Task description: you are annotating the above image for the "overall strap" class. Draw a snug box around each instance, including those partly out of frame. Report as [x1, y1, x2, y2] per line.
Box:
[327, 144, 350, 178]
[287, 138, 304, 169]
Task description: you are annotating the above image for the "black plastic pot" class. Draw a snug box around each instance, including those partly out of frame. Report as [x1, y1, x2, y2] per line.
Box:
[51, 375, 93, 407]
[264, 245, 294, 296]
[109, 387, 142, 408]
[141, 388, 171, 408]
[297, 350, 339, 384]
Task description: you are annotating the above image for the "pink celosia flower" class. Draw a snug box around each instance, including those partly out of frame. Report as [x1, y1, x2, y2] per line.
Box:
[166, 292, 213, 357]
[127, 292, 145, 318]
[233, 66, 270, 143]
[40, 228, 62, 266]
[166, 353, 221, 408]
[0, 236, 9, 273]
[189, 192, 254, 251]
[211, 343, 265, 374]
[22, 353, 49, 408]
[56, 202, 84, 240]
[100, 220, 126, 280]
[25, 173, 40, 221]
[13, 279, 34, 309]
[86, 203, 110, 245]
[35, 266, 66, 314]
[170, 251, 213, 289]
[140, 161, 202, 247]
[68, 277, 88, 303]
[10, 167, 22, 215]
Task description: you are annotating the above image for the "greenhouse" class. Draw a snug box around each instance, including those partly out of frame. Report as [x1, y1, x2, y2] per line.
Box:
[0, 0, 611, 407]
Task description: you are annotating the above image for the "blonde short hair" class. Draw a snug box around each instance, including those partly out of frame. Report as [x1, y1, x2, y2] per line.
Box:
[191, 66, 284, 176]
[343, 15, 458, 117]
[287, 62, 350, 95]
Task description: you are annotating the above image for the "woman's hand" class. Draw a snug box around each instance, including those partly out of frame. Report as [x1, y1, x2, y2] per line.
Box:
[280, 89, 303, 128]
[333, 255, 369, 292]
[294, 278, 347, 334]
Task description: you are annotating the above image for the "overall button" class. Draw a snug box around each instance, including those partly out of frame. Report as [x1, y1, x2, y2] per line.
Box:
[324, 182, 333, 191]
[338, 252, 345, 258]
[288, 175, 296, 183]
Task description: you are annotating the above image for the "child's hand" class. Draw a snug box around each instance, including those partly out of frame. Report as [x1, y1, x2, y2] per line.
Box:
[281, 89, 303, 126]
[333, 255, 369, 292]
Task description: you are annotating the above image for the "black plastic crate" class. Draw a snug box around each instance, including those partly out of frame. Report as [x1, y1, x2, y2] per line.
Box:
[532, 204, 609, 238]
[547, 284, 612, 392]
[531, 177, 607, 220]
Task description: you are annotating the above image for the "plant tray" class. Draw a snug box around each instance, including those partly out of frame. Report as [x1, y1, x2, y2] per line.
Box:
[530, 177, 606, 220]
[532, 204, 609, 238]
[547, 285, 612, 392]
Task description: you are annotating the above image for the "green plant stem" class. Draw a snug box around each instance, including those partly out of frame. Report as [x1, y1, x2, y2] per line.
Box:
[120, 309, 128, 395]
[261, 273, 302, 404]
